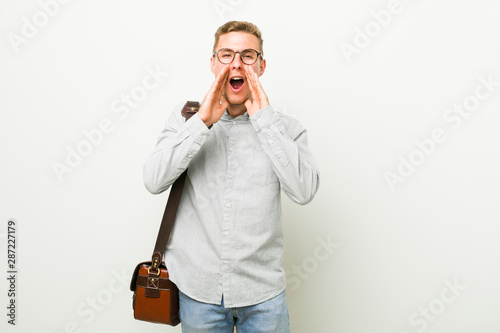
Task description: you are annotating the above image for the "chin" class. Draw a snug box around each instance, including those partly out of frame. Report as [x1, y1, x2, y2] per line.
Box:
[225, 91, 249, 106]
[228, 97, 248, 106]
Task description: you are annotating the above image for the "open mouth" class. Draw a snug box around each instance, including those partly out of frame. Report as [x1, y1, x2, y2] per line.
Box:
[229, 76, 245, 92]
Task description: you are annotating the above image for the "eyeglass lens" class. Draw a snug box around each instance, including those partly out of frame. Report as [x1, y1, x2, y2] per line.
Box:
[217, 49, 259, 65]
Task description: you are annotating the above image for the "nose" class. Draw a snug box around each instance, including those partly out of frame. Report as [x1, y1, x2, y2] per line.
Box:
[231, 52, 243, 69]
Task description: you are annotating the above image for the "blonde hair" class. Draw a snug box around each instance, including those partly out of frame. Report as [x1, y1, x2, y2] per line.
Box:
[213, 21, 264, 54]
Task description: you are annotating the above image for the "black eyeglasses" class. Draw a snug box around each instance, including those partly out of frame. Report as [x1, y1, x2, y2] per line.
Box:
[213, 48, 263, 65]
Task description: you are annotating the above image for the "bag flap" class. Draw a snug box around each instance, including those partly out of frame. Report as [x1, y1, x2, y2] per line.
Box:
[130, 261, 151, 291]
[130, 261, 168, 291]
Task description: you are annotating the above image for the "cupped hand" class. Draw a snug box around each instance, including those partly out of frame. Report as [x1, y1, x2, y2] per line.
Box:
[198, 65, 230, 127]
[244, 65, 269, 116]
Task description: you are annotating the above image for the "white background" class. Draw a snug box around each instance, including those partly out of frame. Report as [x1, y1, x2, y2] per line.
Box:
[1, 0, 500, 332]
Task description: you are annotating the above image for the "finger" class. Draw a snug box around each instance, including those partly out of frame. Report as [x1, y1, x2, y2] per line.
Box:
[213, 66, 230, 104]
[209, 66, 225, 92]
[220, 93, 229, 108]
[247, 66, 268, 102]
[245, 66, 263, 99]
[244, 67, 258, 101]
[249, 67, 264, 95]
[216, 65, 230, 93]
[244, 69, 257, 108]
[244, 98, 252, 110]
[244, 66, 256, 92]
[206, 65, 229, 101]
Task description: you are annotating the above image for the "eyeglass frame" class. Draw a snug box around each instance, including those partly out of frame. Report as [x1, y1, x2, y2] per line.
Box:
[212, 48, 263, 65]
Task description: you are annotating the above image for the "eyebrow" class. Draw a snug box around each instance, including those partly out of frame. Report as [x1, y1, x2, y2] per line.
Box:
[219, 48, 258, 52]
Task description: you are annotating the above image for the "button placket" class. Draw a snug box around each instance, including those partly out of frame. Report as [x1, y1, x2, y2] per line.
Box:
[220, 122, 237, 300]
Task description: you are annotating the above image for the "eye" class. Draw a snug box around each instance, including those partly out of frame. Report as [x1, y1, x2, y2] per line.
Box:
[219, 49, 234, 58]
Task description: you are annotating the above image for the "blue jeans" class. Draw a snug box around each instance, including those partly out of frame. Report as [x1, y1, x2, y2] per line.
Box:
[179, 291, 290, 333]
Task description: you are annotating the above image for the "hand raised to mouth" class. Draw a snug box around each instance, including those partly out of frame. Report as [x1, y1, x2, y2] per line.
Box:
[198, 64, 230, 127]
[244, 65, 269, 116]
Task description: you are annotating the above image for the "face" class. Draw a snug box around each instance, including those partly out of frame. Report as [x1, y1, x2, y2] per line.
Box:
[211, 31, 266, 107]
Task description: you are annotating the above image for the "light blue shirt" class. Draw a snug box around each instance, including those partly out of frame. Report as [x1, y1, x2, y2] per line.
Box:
[144, 104, 320, 307]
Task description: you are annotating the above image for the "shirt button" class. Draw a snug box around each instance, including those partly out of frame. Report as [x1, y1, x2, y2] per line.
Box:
[232, 121, 237, 125]
[229, 147, 234, 152]
[225, 202, 231, 207]
[227, 174, 232, 179]
[224, 231, 229, 236]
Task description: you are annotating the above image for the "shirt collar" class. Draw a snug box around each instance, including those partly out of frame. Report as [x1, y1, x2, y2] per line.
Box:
[221, 109, 249, 122]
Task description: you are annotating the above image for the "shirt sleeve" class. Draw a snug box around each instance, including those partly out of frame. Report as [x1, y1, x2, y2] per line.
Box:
[143, 104, 211, 194]
[249, 105, 320, 204]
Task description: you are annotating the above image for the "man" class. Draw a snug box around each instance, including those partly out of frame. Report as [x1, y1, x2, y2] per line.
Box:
[144, 21, 319, 332]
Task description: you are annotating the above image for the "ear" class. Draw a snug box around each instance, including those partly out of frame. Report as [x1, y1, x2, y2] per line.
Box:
[258, 58, 266, 77]
[210, 55, 216, 75]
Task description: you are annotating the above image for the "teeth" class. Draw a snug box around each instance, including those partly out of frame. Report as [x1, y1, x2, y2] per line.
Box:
[232, 77, 243, 81]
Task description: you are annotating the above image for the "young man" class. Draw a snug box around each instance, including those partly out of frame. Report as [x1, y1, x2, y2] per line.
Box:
[144, 21, 319, 332]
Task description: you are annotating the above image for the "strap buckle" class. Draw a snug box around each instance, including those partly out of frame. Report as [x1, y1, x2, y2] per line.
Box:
[147, 266, 161, 276]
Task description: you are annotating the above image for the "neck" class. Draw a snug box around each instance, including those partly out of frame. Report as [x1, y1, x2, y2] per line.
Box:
[226, 103, 247, 118]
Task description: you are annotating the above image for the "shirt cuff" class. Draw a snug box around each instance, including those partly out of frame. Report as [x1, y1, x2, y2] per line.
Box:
[249, 105, 280, 132]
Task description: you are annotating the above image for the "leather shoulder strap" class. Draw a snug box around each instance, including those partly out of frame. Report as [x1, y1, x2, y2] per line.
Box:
[151, 101, 200, 271]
